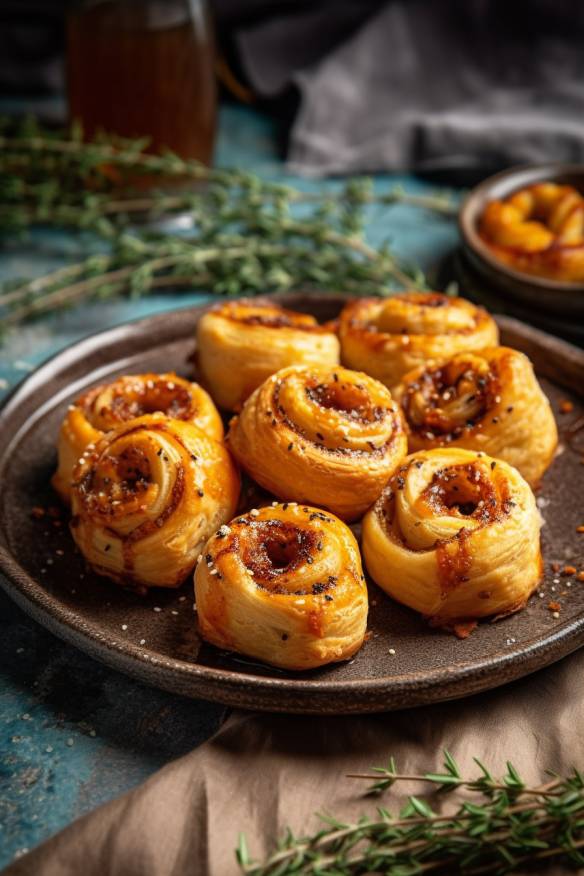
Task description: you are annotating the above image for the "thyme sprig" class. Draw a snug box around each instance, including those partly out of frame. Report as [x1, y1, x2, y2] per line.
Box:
[0, 118, 456, 328]
[237, 752, 584, 874]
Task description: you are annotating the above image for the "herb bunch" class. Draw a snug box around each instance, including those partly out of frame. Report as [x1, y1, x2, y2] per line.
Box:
[0, 117, 456, 329]
[237, 752, 584, 874]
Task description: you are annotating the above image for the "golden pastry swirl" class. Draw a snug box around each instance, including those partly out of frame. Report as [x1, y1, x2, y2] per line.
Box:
[362, 448, 542, 627]
[195, 298, 340, 410]
[227, 364, 407, 521]
[338, 293, 498, 390]
[395, 347, 558, 487]
[194, 503, 368, 670]
[52, 372, 223, 503]
[480, 183, 584, 281]
[70, 414, 240, 590]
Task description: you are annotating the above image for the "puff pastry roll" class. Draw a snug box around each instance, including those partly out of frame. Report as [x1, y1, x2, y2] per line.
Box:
[53, 372, 223, 503]
[338, 292, 498, 391]
[195, 503, 368, 670]
[70, 414, 240, 590]
[227, 364, 407, 521]
[395, 347, 557, 487]
[480, 183, 584, 281]
[195, 298, 340, 410]
[362, 448, 542, 627]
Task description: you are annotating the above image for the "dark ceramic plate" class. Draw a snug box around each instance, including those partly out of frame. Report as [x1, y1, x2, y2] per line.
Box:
[0, 294, 583, 714]
[459, 163, 584, 320]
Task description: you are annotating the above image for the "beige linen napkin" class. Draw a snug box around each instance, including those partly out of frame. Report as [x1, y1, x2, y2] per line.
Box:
[5, 647, 583, 876]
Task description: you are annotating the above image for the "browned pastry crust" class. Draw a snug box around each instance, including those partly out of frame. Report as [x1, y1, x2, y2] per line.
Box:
[394, 347, 558, 486]
[52, 372, 222, 503]
[227, 364, 407, 521]
[70, 413, 240, 589]
[195, 298, 340, 410]
[362, 448, 542, 627]
[195, 502, 368, 669]
[338, 292, 498, 390]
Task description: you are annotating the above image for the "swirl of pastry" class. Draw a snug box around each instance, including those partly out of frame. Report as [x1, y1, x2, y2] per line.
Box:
[195, 298, 340, 410]
[227, 364, 407, 521]
[479, 183, 584, 281]
[395, 347, 558, 487]
[362, 448, 542, 627]
[338, 293, 499, 391]
[194, 503, 368, 670]
[52, 372, 223, 503]
[70, 414, 240, 590]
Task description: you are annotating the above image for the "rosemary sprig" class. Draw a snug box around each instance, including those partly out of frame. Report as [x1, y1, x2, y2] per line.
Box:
[237, 752, 584, 874]
[0, 118, 455, 328]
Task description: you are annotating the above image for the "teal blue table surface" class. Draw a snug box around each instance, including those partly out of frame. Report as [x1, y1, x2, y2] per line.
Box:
[0, 103, 460, 868]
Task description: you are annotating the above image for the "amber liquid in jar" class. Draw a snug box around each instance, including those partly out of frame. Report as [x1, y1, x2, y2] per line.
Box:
[67, 1, 216, 163]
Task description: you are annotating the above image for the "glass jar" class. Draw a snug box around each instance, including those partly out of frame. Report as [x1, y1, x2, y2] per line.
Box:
[67, 0, 216, 163]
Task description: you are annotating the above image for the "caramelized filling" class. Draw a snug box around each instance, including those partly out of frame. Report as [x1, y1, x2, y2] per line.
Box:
[233, 519, 335, 596]
[87, 379, 194, 427]
[224, 303, 318, 331]
[264, 535, 302, 571]
[402, 359, 498, 439]
[421, 464, 500, 524]
[435, 528, 473, 597]
[78, 446, 152, 513]
[238, 314, 305, 328]
[240, 520, 316, 582]
[108, 383, 192, 420]
[393, 292, 449, 309]
[305, 378, 383, 423]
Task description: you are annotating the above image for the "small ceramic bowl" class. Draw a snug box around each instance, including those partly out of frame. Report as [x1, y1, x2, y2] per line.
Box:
[459, 163, 584, 319]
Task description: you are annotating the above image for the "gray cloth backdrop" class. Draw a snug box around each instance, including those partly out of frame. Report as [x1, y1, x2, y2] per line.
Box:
[226, 0, 584, 175]
[290, 0, 584, 175]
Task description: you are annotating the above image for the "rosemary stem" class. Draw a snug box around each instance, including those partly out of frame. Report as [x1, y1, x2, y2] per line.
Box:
[346, 773, 562, 796]
[0, 261, 92, 307]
